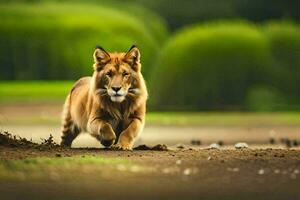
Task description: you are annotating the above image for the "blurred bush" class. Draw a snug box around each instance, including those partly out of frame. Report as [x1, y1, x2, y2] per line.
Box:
[5, 0, 299, 31]
[149, 21, 300, 111]
[0, 2, 168, 80]
[245, 86, 285, 111]
[133, 0, 300, 30]
[149, 22, 272, 110]
[263, 22, 300, 100]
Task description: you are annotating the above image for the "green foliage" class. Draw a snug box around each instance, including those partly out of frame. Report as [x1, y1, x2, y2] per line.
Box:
[150, 21, 273, 110]
[0, 2, 168, 80]
[0, 156, 131, 180]
[132, 0, 300, 30]
[147, 112, 300, 126]
[263, 22, 300, 99]
[245, 86, 286, 111]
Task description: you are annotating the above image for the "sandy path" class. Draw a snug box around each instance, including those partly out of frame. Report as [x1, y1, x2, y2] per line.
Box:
[1, 124, 300, 148]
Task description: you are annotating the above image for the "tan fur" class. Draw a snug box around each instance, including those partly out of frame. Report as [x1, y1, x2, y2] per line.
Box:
[61, 46, 148, 150]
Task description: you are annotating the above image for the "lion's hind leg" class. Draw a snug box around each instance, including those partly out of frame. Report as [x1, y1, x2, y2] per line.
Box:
[60, 94, 80, 147]
[61, 123, 80, 147]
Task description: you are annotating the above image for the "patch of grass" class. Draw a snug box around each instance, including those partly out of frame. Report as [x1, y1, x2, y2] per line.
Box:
[0, 81, 73, 103]
[3, 112, 300, 126]
[146, 112, 300, 126]
[1, 156, 128, 170]
[0, 156, 131, 180]
[1, 81, 300, 126]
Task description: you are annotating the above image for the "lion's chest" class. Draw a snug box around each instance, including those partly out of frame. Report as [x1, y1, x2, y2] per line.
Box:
[109, 117, 131, 137]
[99, 103, 133, 136]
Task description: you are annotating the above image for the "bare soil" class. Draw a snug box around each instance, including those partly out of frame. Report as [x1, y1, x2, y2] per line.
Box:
[0, 132, 300, 200]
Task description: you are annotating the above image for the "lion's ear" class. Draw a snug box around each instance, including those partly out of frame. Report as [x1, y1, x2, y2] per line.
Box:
[124, 45, 140, 71]
[93, 46, 110, 65]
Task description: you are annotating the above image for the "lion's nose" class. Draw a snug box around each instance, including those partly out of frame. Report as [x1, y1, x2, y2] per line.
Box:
[112, 86, 121, 92]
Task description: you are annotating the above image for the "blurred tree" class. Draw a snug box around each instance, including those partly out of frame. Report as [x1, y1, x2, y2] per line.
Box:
[134, 0, 300, 30]
[0, 2, 168, 80]
[1, 0, 298, 31]
[263, 22, 300, 104]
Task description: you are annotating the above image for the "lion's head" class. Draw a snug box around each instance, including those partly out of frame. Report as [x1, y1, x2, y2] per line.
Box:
[92, 45, 145, 103]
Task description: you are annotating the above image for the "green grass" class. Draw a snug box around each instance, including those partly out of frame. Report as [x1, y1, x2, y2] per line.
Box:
[2, 111, 300, 126]
[146, 112, 300, 126]
[1, 81, 300, 126]
[1, 156, 127, 170]
[0, 156, 131, 180]
[0, 81, 73, 103]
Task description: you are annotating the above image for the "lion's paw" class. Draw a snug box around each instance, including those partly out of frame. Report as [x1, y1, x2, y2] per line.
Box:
[112, 143, 133, 151]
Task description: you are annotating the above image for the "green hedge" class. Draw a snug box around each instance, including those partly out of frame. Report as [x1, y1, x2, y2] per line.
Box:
[263, 22, 300, 99]
[149, 21, 300, 111]
[0, 2, 168, 80]
[131, 0, 300, 30]
[149, 21, 273, 110]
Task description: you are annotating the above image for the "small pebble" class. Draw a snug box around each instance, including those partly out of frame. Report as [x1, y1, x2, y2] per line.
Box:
[208, 143, 220, 150]
[269, 138, 275, 145]
[292, 140, 298, 147]
[191, 140, 201, 146]
[217, 141, 224, 146]
[285, 139, 292, 148]
[183, 168, 191, 176]
[207, 156, 212, 160]
[258, 169, 265, 175]
[232, 168, 239, 172]
[176, 160, 182, 165]
[274, 169, 280, 174]
[176, 144, 185, 149]
[227, 167, 239, 172]
[235, 142, 248, 149]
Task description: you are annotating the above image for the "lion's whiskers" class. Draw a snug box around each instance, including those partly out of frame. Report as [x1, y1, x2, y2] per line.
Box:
[95, 88, 107, 96]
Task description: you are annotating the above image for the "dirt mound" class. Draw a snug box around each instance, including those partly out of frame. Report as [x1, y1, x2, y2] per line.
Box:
[0, 131, 60, 149]
[134, 144, 168, 151]
[0, 131, 169, 151]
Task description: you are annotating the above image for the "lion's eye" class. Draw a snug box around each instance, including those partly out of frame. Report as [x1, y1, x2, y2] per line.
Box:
[123, 72, 129, 76]
[106, 71, 113, 77]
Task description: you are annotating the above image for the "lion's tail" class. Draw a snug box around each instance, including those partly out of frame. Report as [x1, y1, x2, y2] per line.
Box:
[60, 94, 75, 146]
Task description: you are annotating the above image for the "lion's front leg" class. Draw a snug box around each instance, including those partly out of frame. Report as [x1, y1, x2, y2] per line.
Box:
[114, 119, 143, 150]
[88, 119, 116, 147]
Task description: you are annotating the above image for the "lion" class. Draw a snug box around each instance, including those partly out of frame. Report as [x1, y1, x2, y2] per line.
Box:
[60, 45, 148, 150]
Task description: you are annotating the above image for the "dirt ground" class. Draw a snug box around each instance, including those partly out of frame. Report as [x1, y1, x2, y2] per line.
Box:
[1, 105, 300, 200]
[0, 133, 300, 200]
